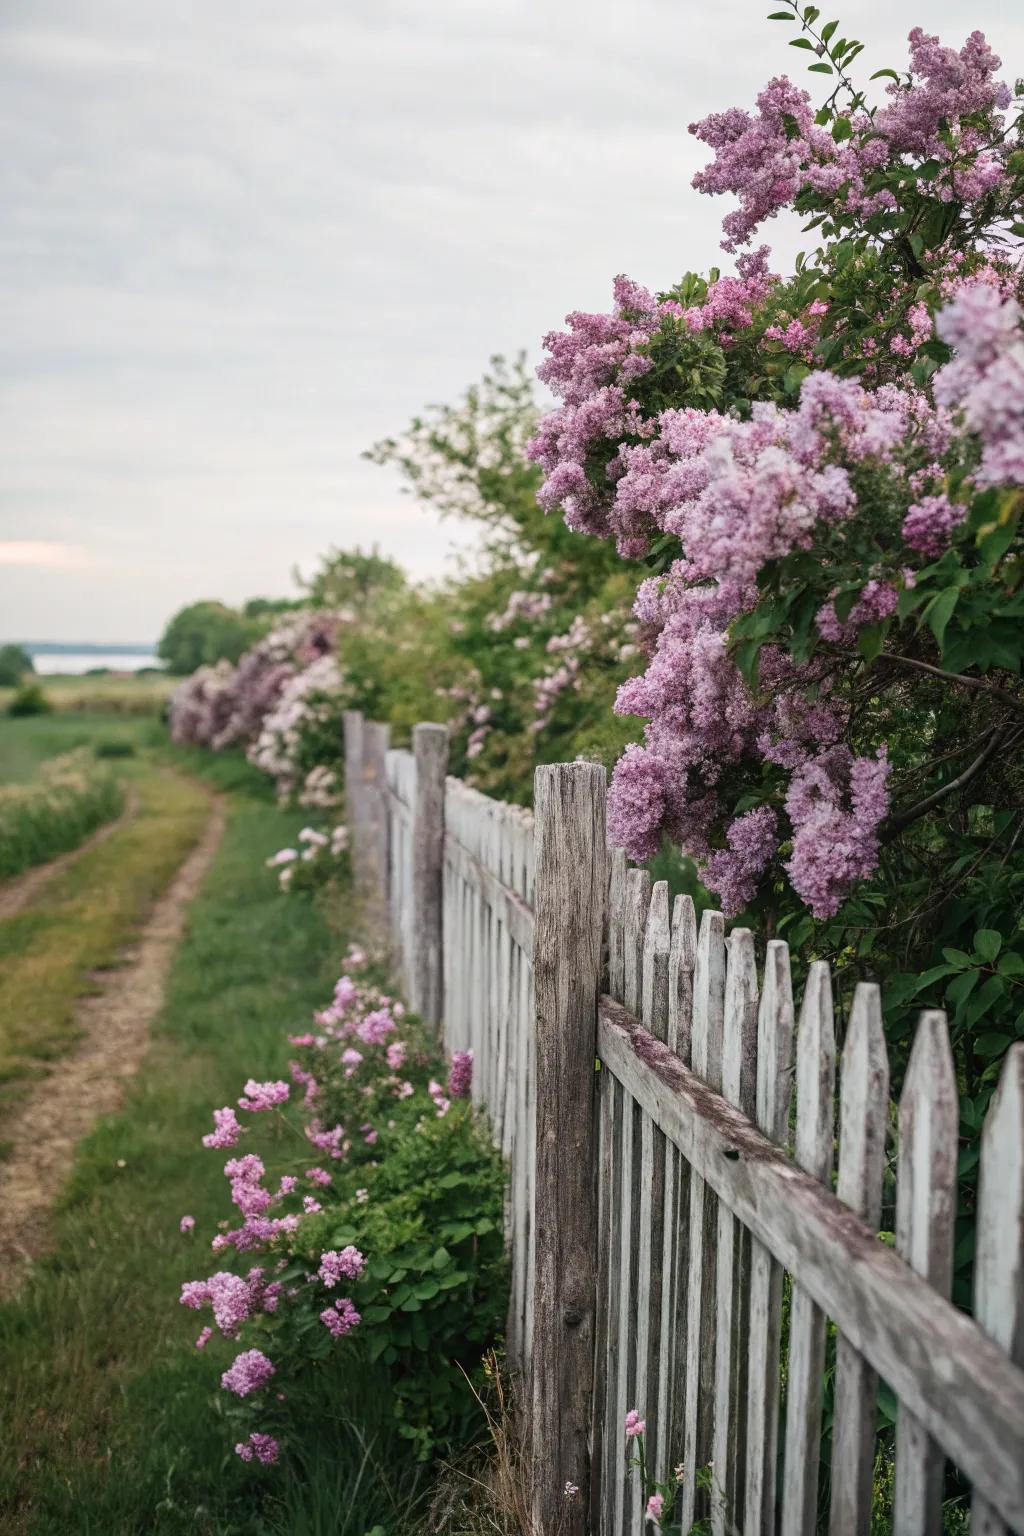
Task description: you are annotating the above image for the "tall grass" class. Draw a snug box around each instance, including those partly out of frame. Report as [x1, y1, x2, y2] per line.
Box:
[0, 750, 124, 879]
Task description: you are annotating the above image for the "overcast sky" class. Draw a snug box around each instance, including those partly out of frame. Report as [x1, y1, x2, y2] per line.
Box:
[2, 0, 1021, 643]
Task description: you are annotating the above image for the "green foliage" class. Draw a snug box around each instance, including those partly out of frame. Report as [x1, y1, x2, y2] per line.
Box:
[93, 736, 137, 759]
[0, 748, 123, 878]
[302, 545, 408, 614]
[287, 1108, 507, 1459]
[0, 643, 34, 687]
[157, 599, 265, 674]
[8, 681, 52, 718]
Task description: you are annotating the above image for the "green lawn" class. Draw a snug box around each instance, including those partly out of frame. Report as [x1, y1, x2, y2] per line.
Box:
[0, 760, 426, 1536]
[0, 713, 159, 785]
[0, 759, 209, 1098]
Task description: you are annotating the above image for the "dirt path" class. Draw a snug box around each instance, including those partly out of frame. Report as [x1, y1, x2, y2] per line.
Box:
[0, 790, 138, 924]
[0, 792, 226, 1300]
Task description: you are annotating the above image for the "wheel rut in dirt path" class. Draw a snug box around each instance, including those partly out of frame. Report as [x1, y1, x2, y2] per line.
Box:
[0, 789, 139, 925]
[0, 790, 227, 1302]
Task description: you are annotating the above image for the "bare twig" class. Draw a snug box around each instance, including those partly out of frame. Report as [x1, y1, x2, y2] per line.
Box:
[836, 649, 1024, 717]
[882, 727, 1014, 840]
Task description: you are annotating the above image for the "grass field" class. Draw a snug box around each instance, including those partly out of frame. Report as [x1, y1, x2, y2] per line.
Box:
[0, 672, 177, 719]
[0, 758, 209, 1101]
[0, 755, 427, 1535]
[0, 712, 160, 784]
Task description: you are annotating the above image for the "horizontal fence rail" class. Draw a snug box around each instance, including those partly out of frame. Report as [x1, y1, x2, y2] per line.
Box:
[344, 712, 1024, 1536]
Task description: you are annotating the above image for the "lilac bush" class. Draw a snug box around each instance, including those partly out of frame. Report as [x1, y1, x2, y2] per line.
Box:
[179, 955, 504, 1466]
[529, 17, 1024, 942]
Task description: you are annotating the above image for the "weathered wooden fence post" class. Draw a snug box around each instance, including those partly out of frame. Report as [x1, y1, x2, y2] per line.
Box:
[411, 722, 448, 1026]
[343, 709, 364, 854]
[360, 721, 389, 917]
[531, 761, 606, 1534]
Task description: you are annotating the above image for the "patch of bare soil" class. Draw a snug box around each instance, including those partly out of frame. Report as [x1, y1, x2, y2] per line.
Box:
[0, 793, 226, 1300]
[0, 791, 138, 924]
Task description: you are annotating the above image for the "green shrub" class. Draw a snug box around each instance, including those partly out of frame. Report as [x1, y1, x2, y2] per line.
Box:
[8, 682, 52, 718]
[0, 750, 123, 878]
[0, 643, 33, 687]
[179, 960, 508, 1474]
[93, 737, 137, 759]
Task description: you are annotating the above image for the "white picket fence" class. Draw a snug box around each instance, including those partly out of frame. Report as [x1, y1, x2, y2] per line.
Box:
[342, 711, 1024, 1536]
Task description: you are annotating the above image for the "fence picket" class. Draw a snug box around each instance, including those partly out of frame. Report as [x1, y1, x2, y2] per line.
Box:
[680, 910, 726, 1532]
[637, 882, 670, 1487]
[829, 983, 889, 1536]
[745, 939, 795, 1536]
[656, 894, 698, 1493]
[971, 1043, 1024, 1536]
[893, 1011, 958, 1536]
[712, 928, 758, 1535]
[608, 846, 628, 1002]
[781, 961, 836, 1536]
[617, 868, 650, 1536]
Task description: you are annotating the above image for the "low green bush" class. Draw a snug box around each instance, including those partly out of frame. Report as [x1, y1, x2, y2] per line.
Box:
[0, 749, 124, 878]
[179, 949, 507, 1477]
[8, 682, 52, 718]
[94, 737, 137, 759]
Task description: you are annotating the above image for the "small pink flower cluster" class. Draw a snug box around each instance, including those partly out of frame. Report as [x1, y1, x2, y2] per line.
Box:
[235, 1432, 280, 1465]
[318, 1246, 366, 1288]
[320, 1297, 361, 1337]
[221, 1348, 275, 1398]
[448, 1050, 473, 1100]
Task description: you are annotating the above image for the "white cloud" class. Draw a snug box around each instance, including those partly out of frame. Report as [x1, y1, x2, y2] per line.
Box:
[0, 540, 96, 568]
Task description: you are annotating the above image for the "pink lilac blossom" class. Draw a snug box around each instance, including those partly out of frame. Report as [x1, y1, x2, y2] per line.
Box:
[815, 580, 899, 644]
[306, 1121, 347, 1159]
[306, 1166, 332, 1187]
[386, 1041, 407, 1070]
[687, 32, 1012, 254]
[428, 1079, 451, 1118]
[901, 494, 968, 557]
[875, 29, 1011, 159]
[646, 1493, 665, 1523]
[448, 1049, 474, 1100]
[785, 747, 891, 919]
[195, 1327, 212, 1350]
[703, 808, 780, 917]
[202, 1107, 243, 1150]
[235, 1432, 280, 1465]
[689, 76, 829, 251]
[934, 285, 1024, 486]
[238, 1080, 290, 1112]
[320, 1297, 361, 1338]
[342, 1048, 363, 1077]
[318, 1246, 366, 1287]
[220, 1348, 275, 1397]
[356, 1009, 396, 1046]
[624, 1409, 646, 1438]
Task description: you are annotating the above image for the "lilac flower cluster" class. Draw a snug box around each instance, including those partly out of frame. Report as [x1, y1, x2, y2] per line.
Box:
[221, 1348, 276, 1398]
[689, 30, 1015, 253]
[934, 286, 1024, 486]
[169, 611, 348, 802]
[447, 1049, 473, 1100]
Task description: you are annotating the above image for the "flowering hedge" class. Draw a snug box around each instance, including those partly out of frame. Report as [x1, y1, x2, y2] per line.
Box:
[526, 14, 1024, 1150]
[178, 945, 505, 1467]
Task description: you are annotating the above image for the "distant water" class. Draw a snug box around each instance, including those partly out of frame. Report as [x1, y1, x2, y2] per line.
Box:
[27, 648, 162, 676]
